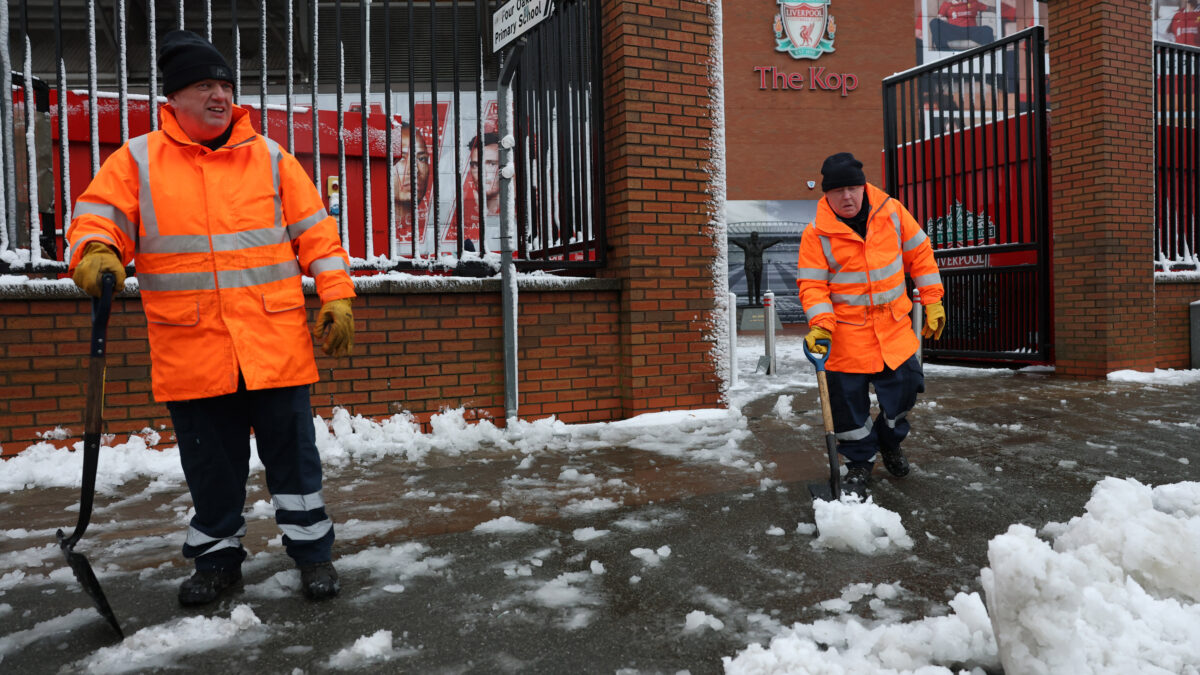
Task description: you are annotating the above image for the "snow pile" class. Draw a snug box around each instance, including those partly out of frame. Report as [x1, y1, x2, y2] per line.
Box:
[810, 494, 915, 554]
[335, 541, 453, 583]
[562, 497, 621, 516]
[630, 546, 672, 566]
[572, 527, 609, 542]
[982, 478, 1200, 674]
[724, 592, 999, 674]
[0, 405, 756, 495]
[0, 433, 182, 494]
[473, 516, 538, 535]
[326, 629, 404, 670]
[530, 571, 597, 609]
[315, 407, 514, 466]
[735, 479, 1200, 672]
[76, 605, 267, 674]
[772, 395, 794, 419]
[527, 571, 602, 630]
[818, 582, 902, 614]
[684, 610, 725, 632]
[1107, 368, 1200, 386]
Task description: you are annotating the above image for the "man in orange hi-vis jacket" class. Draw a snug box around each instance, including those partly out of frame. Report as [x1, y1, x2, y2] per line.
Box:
[67, 30, 354, 606]
[797, 153, 945, 495]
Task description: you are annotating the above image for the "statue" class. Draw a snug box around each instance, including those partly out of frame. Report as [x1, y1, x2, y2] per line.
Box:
[732, 231, 782, 307]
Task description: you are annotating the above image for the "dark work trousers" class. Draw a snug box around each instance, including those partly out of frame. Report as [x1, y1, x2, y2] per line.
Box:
[167, 380, 334, 571]
[826, 355, 925, 469]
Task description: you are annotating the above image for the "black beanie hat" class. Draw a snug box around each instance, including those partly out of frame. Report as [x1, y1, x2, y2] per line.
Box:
[159, 30, 234, 95]
[820, 152, 867, 192]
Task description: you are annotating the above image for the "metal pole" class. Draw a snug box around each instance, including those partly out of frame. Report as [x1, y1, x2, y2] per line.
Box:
[729, 292, 738, 387]
[912, 288, 924, 364]
[1, 0, 16, 246]
[499, 47, 521, 421]
[764, 291, 776, 375]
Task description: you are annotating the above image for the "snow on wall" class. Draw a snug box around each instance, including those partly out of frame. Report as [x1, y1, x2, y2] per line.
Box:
[707, 0, 732, 402]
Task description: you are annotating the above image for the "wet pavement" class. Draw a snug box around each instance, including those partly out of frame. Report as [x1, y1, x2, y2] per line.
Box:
[1, 360, 1198, 674]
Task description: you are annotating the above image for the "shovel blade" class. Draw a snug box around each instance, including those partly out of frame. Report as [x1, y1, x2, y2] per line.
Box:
[58, 530, 124, 639]
[807, 482, 835, 501]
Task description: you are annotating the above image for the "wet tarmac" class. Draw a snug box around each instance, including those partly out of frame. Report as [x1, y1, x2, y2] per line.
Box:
[1, 366, 1197, 674]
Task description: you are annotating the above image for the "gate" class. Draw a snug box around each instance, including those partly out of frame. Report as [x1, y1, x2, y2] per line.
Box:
[882, 27, 1051, 365]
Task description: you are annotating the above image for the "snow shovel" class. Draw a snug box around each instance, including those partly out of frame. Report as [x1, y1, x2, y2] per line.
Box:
[802, 338, 841, 501]
[56, 271, 124, 639]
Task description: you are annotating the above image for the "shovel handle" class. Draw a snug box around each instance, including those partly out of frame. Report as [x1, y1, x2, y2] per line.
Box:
[804, 339, 836, 433]
[84, 273, 115, 433]
[807, 340, 840, 500]
[816, 370, 835, 435]
[64, 273, 116, 549]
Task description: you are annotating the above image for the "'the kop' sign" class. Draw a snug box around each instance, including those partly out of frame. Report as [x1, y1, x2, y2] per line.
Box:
[493, 0, 555, 52]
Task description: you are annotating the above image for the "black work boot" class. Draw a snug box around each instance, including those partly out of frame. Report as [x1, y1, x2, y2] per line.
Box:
[843, 465, 871, 497]
[300, 561, 340, 601]
[879, 445, 911, 477]
[178, 567, 242, 606]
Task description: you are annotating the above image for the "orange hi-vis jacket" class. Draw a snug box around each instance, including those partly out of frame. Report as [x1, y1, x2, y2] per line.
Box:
[797, 183, 944, 374]
[67, 104, 355, 402]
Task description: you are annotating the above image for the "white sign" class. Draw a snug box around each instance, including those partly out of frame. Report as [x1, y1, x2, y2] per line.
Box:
[493, 0, 554, 52]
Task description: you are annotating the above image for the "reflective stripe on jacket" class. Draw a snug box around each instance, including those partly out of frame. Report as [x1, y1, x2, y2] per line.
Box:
[67, 104, 355, 401]
[797, 183, 944, 374]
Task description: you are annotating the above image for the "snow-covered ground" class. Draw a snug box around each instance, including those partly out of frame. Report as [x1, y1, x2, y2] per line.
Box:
[1, 335, 1198, 673]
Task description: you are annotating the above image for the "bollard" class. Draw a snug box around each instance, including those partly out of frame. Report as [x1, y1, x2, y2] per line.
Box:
[729, 292, 738, 387]
[912, 288, 924, 365]
[764, 291, 777, 375]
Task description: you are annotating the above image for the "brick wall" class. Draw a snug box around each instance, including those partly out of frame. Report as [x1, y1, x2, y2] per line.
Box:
[0, 280, 623, 455]
[723, 0, 914, 199]
[599, 0, 725, 415]
[1155, 280, 1200, 369]
[1, 294, 168, 450]
[1048, 0, 1157, 378]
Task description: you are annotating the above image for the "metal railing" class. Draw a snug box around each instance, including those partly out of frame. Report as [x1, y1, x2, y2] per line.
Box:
[883, 27, 1051, 364]
[1155, 41, 1199, 273]
[0, 0, 605, 275]
[509, 0, 604, 270]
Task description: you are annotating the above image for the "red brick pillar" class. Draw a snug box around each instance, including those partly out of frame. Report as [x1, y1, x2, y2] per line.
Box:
[1048, 0, 1156, 377]
[599, 0, 724, 415]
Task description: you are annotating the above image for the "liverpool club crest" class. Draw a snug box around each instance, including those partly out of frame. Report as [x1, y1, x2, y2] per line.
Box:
[773, 0, 836, 59]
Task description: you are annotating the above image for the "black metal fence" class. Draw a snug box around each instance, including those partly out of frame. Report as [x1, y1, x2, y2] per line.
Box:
[0, 0, 605, 275]
[510, 0, 604, 270]
[883, 27, 1051, 365]
[1155, 41, 1199, 273]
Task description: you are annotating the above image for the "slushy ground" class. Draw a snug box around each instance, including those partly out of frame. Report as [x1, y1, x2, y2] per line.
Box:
[1, 334, 1198, 674]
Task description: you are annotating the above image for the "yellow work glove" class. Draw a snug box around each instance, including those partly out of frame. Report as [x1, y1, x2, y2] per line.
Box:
[805, 326, 833, 355]
[71, 242, 126, 298]
[314, 298, 354, 357]
[922, 301, 946, 340]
